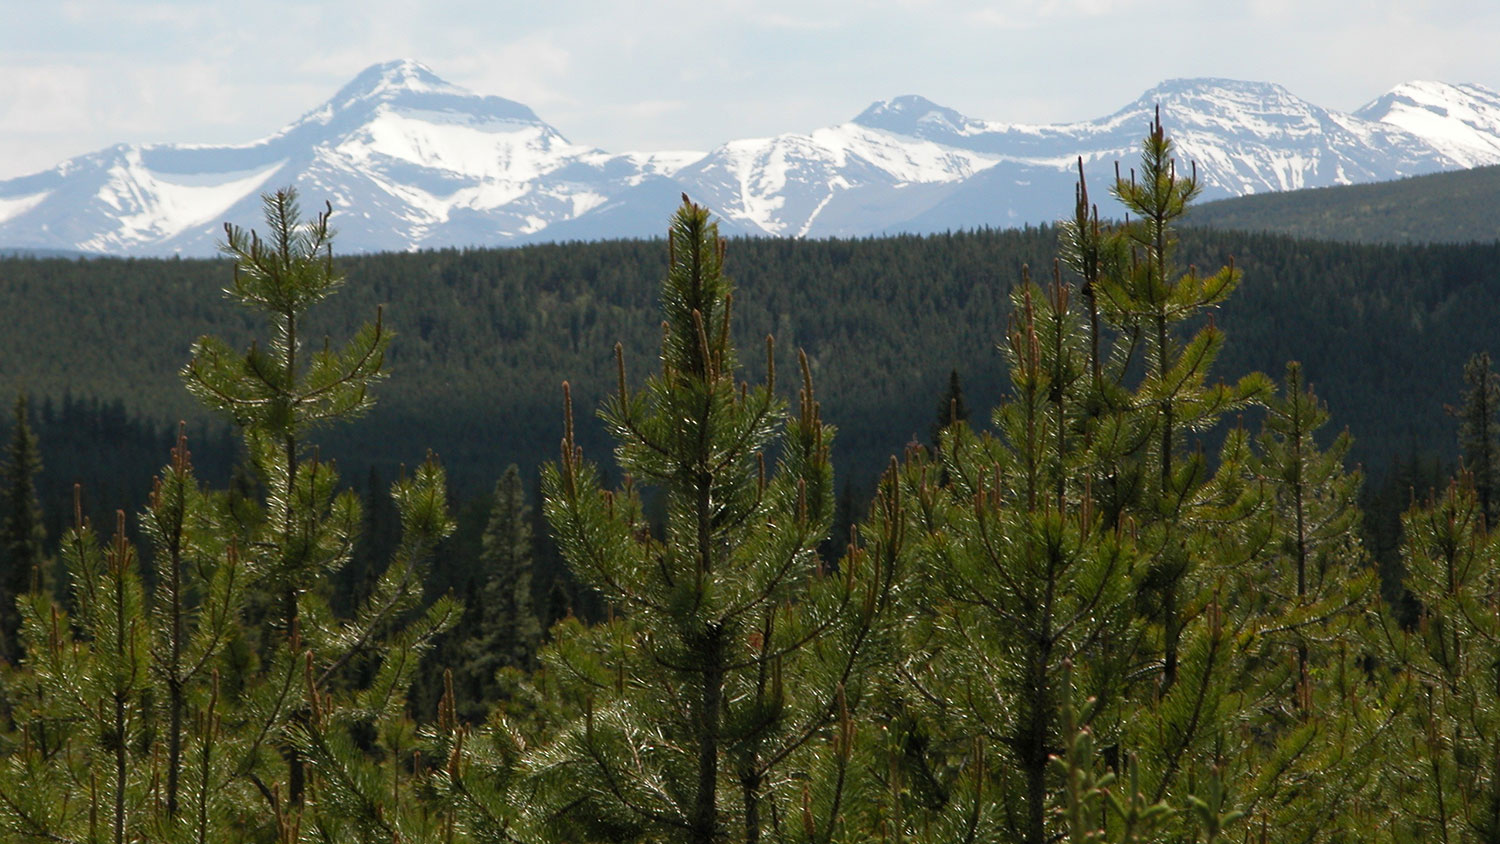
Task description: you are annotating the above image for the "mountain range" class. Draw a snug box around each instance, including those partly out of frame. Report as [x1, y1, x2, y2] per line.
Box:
[3, 60, 1499, 256]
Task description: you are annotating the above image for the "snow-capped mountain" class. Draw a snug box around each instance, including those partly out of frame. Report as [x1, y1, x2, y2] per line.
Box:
[1355, 81, 1500, 168]
[0, 61, 699, 255]
[2, 63, 1498, 255]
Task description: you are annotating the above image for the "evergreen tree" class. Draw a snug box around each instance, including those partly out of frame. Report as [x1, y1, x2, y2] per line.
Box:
[334, 465, 399, 618]
[1453, 351, 1500, 527]
[0, 436, 256, 843]
[0, 394, 44, 664]
[183, 187, 460, 821]
[1380, 479, 1500, 843]
[1098, 108, 1268, 690]
[1229, 364, 1388, 842]
[1248, 363, 1369, 702]
[893, 278, 1144, 844]
[928, 368, 970, 450]
[183, 188, 388, 643]
[527, 197, 895, 844]
[456, 464, 543, 715]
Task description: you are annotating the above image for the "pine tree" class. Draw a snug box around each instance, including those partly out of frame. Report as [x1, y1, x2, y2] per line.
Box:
[183, 187, 459, 822]
[1380, 479, 1500, 843]
[1098, 108, 1269, 690]
[1248, 363, 1369, 702]
[0, 394, 45, 665]
[1220, 364, 1390, 842]
[183, 188, 388, 643]
[891, 277, 1144, 844]
[881, 121, 1305, 844]
[139, 428, 248, 823]
[1453, 351, 1500, 527]
[0, 437, 255, 843]
[528, 197, 895, 844]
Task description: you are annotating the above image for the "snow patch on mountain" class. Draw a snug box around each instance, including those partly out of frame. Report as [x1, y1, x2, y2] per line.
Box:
[4, 63, 1500, 254]
[1356, 81, 1500, 167]
[0, 191, 50, 224]
[82, 152, 286, 251]
[677, 123, 999, 235]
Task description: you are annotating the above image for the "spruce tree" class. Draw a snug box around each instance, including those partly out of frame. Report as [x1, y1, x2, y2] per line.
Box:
[1454, 351, 1500, 527]
[457, 464, 543, 713]
[928, 368, 970, 450]
[0, 394, 45, 664]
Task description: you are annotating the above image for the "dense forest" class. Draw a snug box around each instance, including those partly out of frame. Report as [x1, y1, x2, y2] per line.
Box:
[6, 194, 1500, 501]
[0, 121, 1498, 842]
[1187, 162, 1500, 244]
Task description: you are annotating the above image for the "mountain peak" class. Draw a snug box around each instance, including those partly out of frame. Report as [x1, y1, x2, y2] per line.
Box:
[1144, 77, 1294, 97]
[1356, 79, 1500, 167]
[1357, 78, 1500, 116]
[332, 59, 473, 106]
[287, 59, 543, 133]
[851, 95, 987, 139]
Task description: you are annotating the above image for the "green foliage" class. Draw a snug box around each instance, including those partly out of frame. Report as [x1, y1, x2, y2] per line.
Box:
[445, 464, 544, 719]
[0, 189, 466, 844]
[1454, 352, 1500, 525]
[1188, 162, 1500, 245]
[890, 278, 1143, 844]
[929, 368, 970, 450]
[0, 438, 257, 843]
[1380, 479, 1500, 843]
[184, 189, 389, 638]
[0, 394, 44, 664]
[528, 198, 895, 844]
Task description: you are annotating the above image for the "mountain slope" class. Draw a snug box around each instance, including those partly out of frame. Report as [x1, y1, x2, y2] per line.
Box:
[1187, 163, 1500, 244]
[3, 65, 1499, 254]
[1355, 81, 1500, 168]
[0, 61, 700, 255]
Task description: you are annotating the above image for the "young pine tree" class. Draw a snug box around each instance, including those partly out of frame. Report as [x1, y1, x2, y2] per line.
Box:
[1247, 363, 1370, 706]
[531, 197, 894, 844]
[1232, 363, 1386, 842]
[1098, 109, 1269, 692]
[183, 187, 460, 827]
[891, 277, 1144, 844]
[1381, 479, 1500, 843]
[0, 436, 253, 844]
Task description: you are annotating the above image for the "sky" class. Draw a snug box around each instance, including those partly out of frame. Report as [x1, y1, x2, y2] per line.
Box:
[3, 0, 1499, 180]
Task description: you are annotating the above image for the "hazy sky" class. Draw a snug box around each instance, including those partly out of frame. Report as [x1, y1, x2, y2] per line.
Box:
[3, 0, 1498, 180]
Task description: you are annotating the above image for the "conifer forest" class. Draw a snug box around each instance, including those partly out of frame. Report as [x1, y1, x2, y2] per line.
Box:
[4, 121, 1500, 843]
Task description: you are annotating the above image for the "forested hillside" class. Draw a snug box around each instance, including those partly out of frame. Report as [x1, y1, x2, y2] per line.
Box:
[1188, 162, 1500, 243]
[5, 218, 1498, 502]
